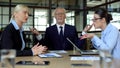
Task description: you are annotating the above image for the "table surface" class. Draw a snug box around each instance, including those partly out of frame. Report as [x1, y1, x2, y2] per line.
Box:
[14, 50, 120, 68]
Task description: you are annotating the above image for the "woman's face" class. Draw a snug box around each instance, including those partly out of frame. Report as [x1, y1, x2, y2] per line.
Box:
[92, 14, 103, 29]
[14, 8, 29, 23]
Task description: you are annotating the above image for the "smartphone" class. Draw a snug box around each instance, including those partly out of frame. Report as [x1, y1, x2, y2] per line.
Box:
[71, 63, 92, 66]
[16, 61, 50, 65]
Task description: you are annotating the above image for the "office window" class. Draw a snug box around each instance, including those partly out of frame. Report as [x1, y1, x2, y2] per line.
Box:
[3, 7, 9, 25]
[111, 13, 120, 29]
[0, 7, 9, 30]
[3, 16, 9, 25]
[108, 1, 120, 29]
[34, 9, 48, 31]
[3, 7, 9, 14]
[0, 7, 1, 29]
[0, 7, 1, 14]
[66, 11, 75, 25]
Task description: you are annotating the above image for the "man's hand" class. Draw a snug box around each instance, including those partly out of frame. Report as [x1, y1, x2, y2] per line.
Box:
[29, 27, 40, 35]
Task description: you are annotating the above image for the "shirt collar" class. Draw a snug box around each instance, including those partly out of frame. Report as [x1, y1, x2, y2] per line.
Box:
[56, 24, 65, 28]
[11, 20, 23, 31]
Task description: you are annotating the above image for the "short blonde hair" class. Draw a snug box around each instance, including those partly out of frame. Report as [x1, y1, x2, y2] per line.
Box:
[10, 4, 29, 22]
[53, 7, 66, 16]
[13, 4, 28, 13]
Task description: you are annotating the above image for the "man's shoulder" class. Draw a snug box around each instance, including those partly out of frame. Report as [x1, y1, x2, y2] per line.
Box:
[47, 24, 56, 29]
[65, 24, 75, 28]
[45, 25, 56, 32]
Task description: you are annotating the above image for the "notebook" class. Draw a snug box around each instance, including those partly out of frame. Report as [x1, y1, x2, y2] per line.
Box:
[66, 38, 99, 55]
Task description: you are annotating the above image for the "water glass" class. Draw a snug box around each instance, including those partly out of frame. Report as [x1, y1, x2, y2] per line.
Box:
[99, 50, 112, 68]
[0, 49, 16, 68]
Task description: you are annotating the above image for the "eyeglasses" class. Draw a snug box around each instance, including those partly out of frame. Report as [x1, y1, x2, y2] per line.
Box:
[92, 18, 102, 22]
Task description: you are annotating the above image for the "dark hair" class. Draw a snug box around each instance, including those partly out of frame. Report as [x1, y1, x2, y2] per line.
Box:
[94, 8, 113, 24]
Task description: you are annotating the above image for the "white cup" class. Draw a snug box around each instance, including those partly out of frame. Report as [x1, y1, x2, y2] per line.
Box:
[0, 49, 16, 68]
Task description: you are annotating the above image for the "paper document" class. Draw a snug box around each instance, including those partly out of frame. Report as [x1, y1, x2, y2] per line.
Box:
[71, 56, 100, 60]
[49, 50, 67, 53]
[39, 53, 62, 58]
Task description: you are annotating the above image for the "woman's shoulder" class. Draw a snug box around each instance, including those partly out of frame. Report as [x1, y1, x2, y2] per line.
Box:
[3, 23, 15, 32]
[108, 24, 119, 33]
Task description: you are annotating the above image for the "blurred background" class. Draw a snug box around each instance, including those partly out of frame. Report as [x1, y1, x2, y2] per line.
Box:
[0, 0, 120, 49]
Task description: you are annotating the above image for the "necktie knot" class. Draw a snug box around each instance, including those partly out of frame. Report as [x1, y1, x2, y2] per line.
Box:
[59, 26, 63, 35]
[60, 26, 63, 29]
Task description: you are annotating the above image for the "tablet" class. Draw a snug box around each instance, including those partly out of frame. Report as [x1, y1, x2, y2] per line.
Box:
[71, 63, 92, 66]
[16, 61, 50, 65]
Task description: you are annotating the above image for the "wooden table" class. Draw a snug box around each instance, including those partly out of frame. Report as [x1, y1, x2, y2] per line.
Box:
[15, 51, 120, 68]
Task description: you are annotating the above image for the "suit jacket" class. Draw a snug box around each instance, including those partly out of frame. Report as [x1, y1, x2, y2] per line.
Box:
[1, 23, 33, 56]
[41, 24, 85, 50]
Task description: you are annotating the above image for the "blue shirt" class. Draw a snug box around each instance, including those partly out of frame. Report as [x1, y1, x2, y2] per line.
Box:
[11, 20, 25, 50]
[91, 23, 120, 59]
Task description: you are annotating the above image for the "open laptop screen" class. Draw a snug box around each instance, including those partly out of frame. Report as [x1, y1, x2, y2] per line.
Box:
[66, 38, 99, 55]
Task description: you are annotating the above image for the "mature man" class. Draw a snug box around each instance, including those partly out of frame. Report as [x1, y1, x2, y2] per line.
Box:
[31, 7, 85, 50]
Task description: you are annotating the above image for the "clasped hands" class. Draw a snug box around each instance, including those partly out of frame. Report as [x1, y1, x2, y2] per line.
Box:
[32, 43, 48, 56]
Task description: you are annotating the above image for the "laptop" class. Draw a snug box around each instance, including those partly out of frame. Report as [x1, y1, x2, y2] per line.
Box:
[66, 38, 99, 55]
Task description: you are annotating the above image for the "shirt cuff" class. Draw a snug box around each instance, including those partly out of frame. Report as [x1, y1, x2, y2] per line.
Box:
[36, 34, 42, 40]
[91, 35, 100, 48]
[81, 31, 86, 35]
[91, 35, 96, 42]
[31, 49, 34, 56]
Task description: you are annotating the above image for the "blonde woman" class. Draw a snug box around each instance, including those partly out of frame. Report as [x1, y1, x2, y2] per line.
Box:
[1, 4, 47, 56]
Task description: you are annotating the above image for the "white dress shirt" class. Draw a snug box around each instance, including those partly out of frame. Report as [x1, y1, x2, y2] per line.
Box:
[36, 24, 65, 40]
[36, 34, 42, 40]
[56, 24, 65, 35]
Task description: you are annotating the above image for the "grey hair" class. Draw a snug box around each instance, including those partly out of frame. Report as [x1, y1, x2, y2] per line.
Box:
[53, 7, 66, 16]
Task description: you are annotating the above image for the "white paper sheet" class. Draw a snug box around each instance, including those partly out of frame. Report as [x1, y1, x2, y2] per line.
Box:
[71, 56, 100, 60]
[39, 53, 62, 58]
[49, 50, 67, 53]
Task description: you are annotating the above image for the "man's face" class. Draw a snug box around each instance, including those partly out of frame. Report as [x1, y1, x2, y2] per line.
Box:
[54, 8, 66, 25]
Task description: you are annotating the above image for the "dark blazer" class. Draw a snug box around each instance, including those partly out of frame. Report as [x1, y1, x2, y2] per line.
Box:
[0, 23, 33, 56]
[41, 24, 85, 50]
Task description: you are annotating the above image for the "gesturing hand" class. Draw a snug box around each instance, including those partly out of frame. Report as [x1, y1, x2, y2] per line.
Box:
[83, 24, 93, 32]
[29, 27, 40, 35]
[80, 33, 95, 40]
